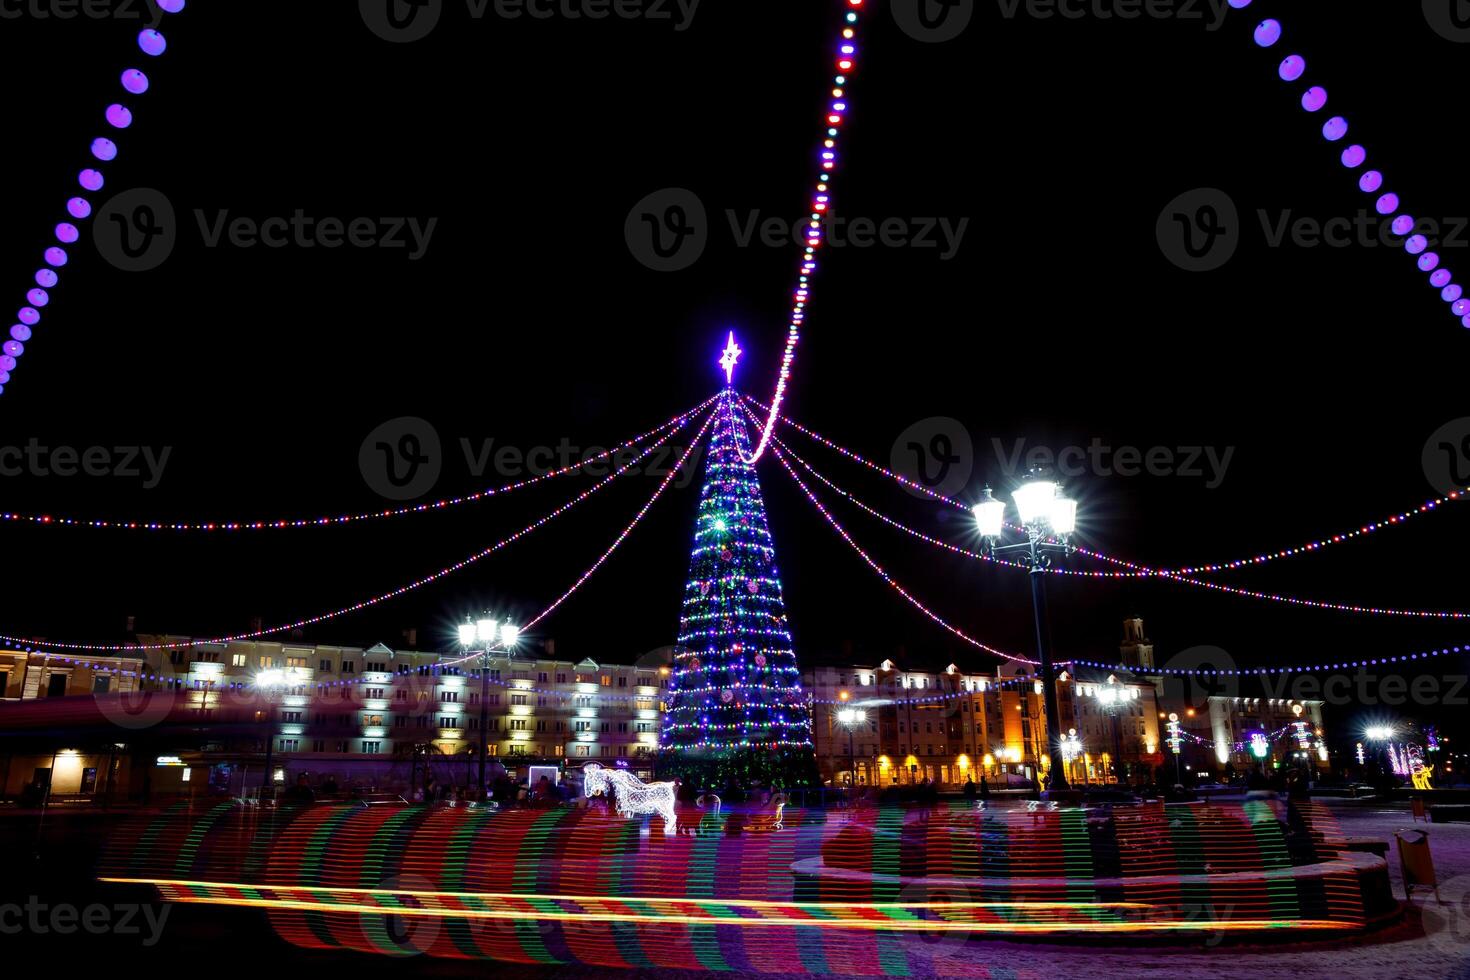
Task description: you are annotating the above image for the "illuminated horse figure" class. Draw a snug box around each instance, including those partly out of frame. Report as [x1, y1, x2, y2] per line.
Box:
[1407, 745, 1435, 791]
[582, 763, 678, 835]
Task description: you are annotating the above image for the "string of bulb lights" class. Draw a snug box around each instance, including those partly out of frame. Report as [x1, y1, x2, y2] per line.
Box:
[2, 6, 186, 398]
[1234, 0, 1468, 332]
[740, 0, 865, 466]
[0, 408, 711, 652]
[745, 394, 1465, 582]
[763, 423, 1470, 620]
[0, 395, 716, 531]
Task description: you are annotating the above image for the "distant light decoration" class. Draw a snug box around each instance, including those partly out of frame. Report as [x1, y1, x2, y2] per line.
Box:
[0, 411, 713, 652]
[0, 395, 715, 530]
[1355, 742, 1365, 765]
[747, 393, 1470, 580]
[1249, 732, 1270, 760]
[1245, 9, 1465, 331]
[1166, 713, 1183, 755]
[1073, 642, 1465, 678]
[742, 0, 867, 466]
[0, 8, 183, 397]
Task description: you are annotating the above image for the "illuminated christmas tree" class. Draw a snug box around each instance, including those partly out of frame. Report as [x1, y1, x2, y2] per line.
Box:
[658, 334, 815, 788]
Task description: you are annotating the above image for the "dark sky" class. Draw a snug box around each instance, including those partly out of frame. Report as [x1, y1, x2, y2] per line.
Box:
[1, 1, 1467, 735]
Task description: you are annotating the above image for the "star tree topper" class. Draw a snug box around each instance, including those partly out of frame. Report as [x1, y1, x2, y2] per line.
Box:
[719, 332, 742, 386]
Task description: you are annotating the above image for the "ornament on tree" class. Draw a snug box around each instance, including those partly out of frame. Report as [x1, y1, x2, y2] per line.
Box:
[747, 579, 760, 594]
[699, 581, 711, 595]
[755, 653, 767, 668]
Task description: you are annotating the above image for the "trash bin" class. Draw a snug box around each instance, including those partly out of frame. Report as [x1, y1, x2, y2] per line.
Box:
[1394, 828, 1439, 902]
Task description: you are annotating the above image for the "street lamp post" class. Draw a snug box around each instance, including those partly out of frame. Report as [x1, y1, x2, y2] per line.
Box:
[256, 669, 288, 800]
[974, 474, 1077, 794]
[1095, 677, 1129, 786]
[460, 617, 519, 800]
[837, 706, 866, 789]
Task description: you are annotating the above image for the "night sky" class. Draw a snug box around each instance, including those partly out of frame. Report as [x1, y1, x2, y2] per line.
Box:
[1, 1, 1467, 735]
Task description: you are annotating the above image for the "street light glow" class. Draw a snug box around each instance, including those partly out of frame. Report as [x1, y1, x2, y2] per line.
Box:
[1012, 478, 1058, 526]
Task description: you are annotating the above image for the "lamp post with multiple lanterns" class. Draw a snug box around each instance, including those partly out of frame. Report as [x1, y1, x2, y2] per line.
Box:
[836, 703, 867, 789]
[974, 473, 1077, 793]
[459, 616, 520, 799]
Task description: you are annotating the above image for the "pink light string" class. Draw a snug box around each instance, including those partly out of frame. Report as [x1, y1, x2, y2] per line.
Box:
[0, 395, 716, 532]
[746, 394, 1466, 582]
[766, 424, 1470, 620]
[741, 0, 866, 466]
[768, 441, 1042, 666]
[0, 407, 713, 652]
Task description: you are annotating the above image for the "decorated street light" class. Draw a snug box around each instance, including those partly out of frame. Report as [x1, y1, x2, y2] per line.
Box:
[255, 667, 290, 798]
[836, 705, 867, 788]
[460, 616, 520, 798]
[974, 473, 1078, 793]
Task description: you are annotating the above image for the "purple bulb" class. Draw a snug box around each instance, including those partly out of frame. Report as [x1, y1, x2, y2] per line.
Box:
[67, 197, 91, 219]
[44, 247, 67, 267]
[1420, 252, 1441, 272]
[1445, 284, 1464, 303]
[55, 223, 79, 244]
[10, 325, 31, 342]
[1376, 192, 1399, 215]
[34, 269, 57, 287]
[1322, 116, 1347, 141]
[18, 308, 40, 326]
[138, 29, 167, 56]
[1301, 87, 1328, 112]
[1341, 145, 1366, 168]
[3, 341, 23, 359]
[158, 0, 185, 11]
[26, 289, 48, 307]
[106, 104, 133, 129]
[1253, 19, 1280, 46]
[91, 137, 118, 161]
[1454, 300, 1470, 317]
[1279, 55, 1306, 82]
[0, 372, 9, 384]
[121, 68, 150, 94]
[79, 168, 105, 191]
[1431, 269, 1452, 288]
[1359, 170, 1383, 193]
[0, 356, 14, 371]
[1464, 315, 1470, 329]
[1407, 234, 1428, 254]
[1392, 216, 1415, 236]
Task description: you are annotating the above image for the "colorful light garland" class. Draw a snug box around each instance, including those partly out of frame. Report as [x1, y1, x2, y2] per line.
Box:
[765, 422, 1470, 620]
[1071, 641, 1466, 677]
[769, 441, 1041, 666]
[1232, 0, 1469, 331]
[749, 394, 1467, 581]
[741, 0, 866, 465]
[3, 4, 187, 397]
[0, 408, 711, 652]
[0, 395, 716, 531]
